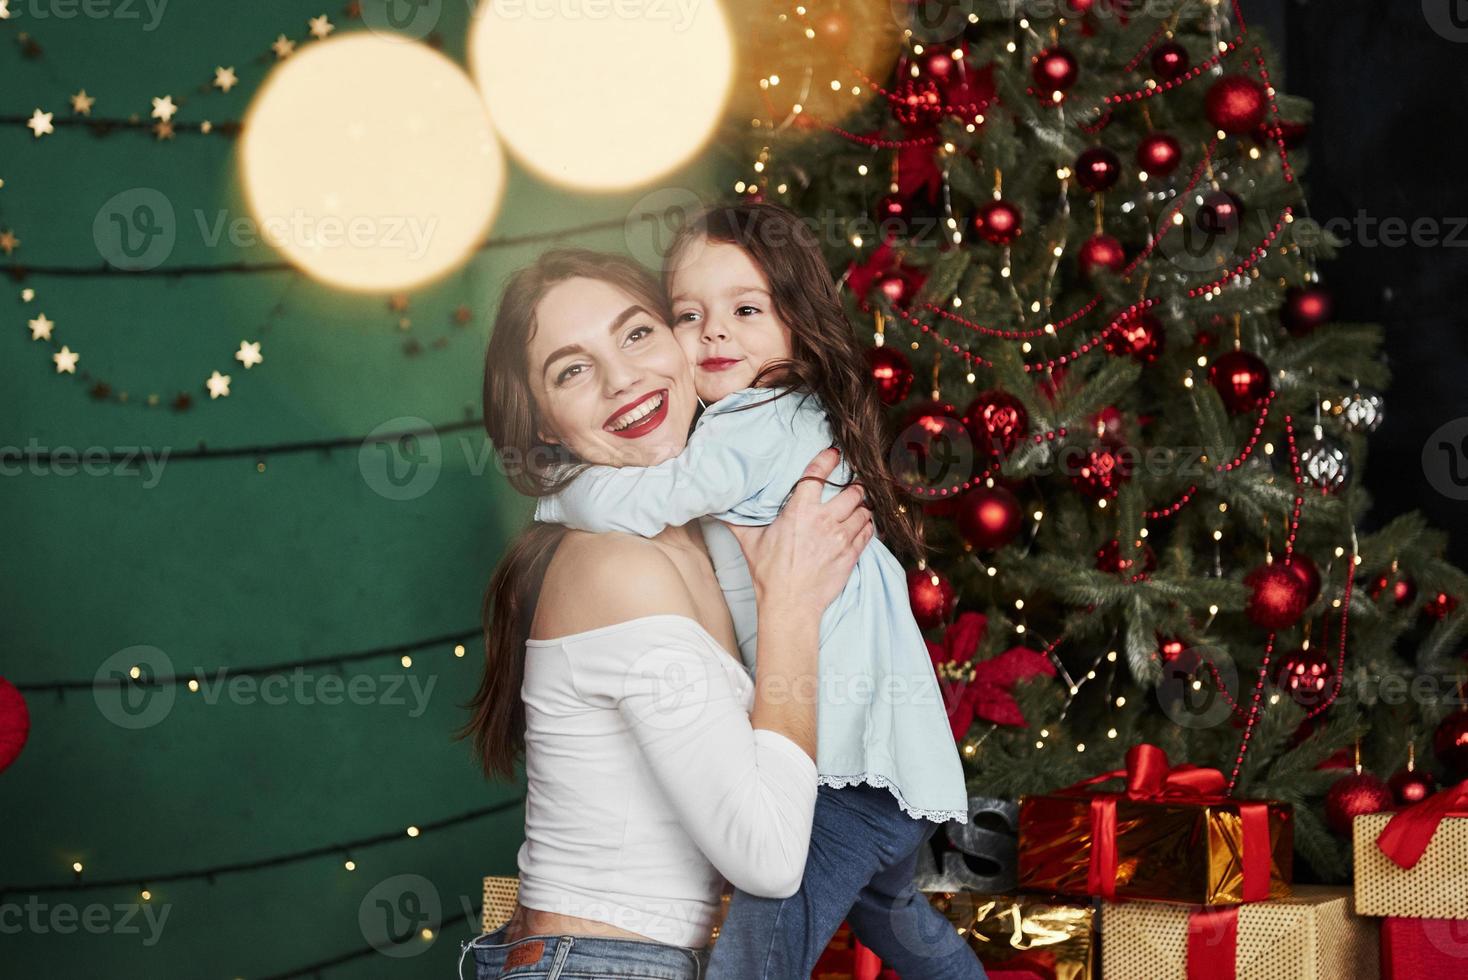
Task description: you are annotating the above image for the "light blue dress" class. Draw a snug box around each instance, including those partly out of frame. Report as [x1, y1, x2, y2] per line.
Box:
[533, 386, 968, 823]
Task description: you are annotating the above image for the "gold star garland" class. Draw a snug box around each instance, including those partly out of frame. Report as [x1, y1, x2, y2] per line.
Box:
[2, 7, 360, 140]
[18, 285, 268, 411]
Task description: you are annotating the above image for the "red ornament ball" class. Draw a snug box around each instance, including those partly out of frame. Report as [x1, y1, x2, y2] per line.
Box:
[1282, 285, 1334, 335]
[1273, 646, 1334, 708]
[1432, 710, 1468, 778]
[1388, 767, 1438, 807]
[1205, 74, 1268, 134]
[1158, 635, 1201, 673]
[1208, 350, 1271, 414]
[957, 485, 1023, 551]
[0, 677, 29, 774]
[1151, 41, 1190, 80]
[1245, 561, 1311, 630]
[1104, 311, 1166, 364]
[865, 345, 914, 406]
[963, 390, 1029, 460]
[1369, 572, 1418, 607]
[908, 565, 957, 630]
[1078, 234, 1127, 280]
[893, 76, 944, 127]
[894, 398, 964, 488]
[971, 199, 1022, 245]
[814, 11, 849, 46]
[1075, 146, 1122, 192]
[1032, 47, 1079, 92]
[878, 271, 918, 308]
[1089, 405, 1125, 441]
[1069, 437, 1134, 499]
[1325, 772, 1394, 836]
[1096, 538, 1157, 577]
[1137, 131, 1183, 177]
[1424, 591, 1460, 620]
[920, 48, 958, 87]
[1288, 555, 1323, 605]
[1198, 190, 1244, 235]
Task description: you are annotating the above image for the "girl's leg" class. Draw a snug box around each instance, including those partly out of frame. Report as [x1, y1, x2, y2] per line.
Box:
[845, 823, 988, 979]
[706, 784, 911, 980]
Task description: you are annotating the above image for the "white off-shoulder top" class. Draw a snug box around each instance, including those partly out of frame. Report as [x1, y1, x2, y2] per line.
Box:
[514, 613, 819, 947]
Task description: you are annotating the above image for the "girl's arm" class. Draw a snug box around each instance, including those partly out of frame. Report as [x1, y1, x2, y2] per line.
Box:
[534, 404, 785, 536]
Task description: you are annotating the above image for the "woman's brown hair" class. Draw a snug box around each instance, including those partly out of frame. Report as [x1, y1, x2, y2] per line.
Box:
[666, 201, 925, 563]
[456, 248, 671, 780]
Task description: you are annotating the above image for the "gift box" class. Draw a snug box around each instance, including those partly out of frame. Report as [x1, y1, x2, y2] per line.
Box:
[1102, 885, 1378, 980]
[1380, 916, 1468, 979]
[928, 891, 1096, 980]
[1018, 744, 1293, 906]
[482, 875, 520, 934]
[1353, 779, 1468, 918]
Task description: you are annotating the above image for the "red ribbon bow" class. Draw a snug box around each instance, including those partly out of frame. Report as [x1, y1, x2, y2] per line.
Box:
[1376, 778, 1468, 870]
[1061, 744, 1271, 902]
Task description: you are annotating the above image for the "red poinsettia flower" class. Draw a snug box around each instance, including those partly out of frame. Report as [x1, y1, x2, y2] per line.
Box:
[926, 612, 1057, 740]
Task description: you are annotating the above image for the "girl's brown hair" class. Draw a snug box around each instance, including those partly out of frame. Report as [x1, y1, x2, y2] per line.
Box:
[666, 201, 925, 563]
[456, 248, 672, 780]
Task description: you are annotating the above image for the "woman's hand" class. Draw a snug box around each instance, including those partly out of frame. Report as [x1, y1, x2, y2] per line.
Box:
[724, 446, 874, 617]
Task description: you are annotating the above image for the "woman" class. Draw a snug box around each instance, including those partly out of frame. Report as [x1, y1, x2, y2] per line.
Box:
[456, 248, 873, 979]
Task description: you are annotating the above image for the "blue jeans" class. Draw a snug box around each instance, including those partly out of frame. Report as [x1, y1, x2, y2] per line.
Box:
[460, 925, 710, 979]
[706, 783, 987, 979]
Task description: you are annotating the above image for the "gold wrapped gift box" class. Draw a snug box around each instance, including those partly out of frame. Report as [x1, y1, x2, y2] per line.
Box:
[926, 891, 1095, 980]
[1101, 885, 1377, 980]
[1017, 792, 1294, 905]
[1353, 810, 1468, 918]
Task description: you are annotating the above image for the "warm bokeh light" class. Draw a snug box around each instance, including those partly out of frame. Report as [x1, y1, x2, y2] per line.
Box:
[724, 0, 902, 132]
[240, 35, 505, 291]
[469, 0, 734, 190]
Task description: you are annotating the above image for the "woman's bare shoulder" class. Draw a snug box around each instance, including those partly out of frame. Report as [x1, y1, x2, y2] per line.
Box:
[531, 530, 699, 639]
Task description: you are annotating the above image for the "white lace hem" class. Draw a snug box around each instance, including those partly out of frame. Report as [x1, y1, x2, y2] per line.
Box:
[817, 772, 968, 824]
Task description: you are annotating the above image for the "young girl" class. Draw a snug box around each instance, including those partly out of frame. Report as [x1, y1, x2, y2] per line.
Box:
[533, 203, 984, 979]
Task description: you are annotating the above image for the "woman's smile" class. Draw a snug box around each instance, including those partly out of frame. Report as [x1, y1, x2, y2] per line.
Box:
[604, 389, 669, 438]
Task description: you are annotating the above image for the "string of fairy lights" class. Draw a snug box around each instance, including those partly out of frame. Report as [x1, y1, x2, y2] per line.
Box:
[14, 626, 479, 695]
[1, 798, 521, 897]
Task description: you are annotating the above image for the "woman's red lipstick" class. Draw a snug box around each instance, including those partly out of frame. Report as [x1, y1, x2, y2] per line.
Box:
[700, 357, 742, 372]
[603, 389, 669, 439]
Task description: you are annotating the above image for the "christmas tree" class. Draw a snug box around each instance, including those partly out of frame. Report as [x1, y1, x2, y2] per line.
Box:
[735, 0, 1468, 880]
